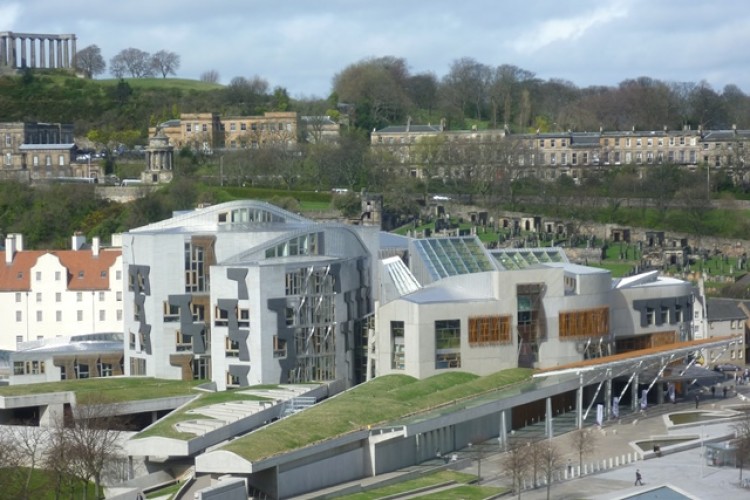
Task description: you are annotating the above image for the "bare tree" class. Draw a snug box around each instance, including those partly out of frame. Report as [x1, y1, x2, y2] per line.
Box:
[200, 69, 220, 84]
[14, 425, 50, 499]
[530, 440, 564, 500]
[571, 428, 597, 469]
[502, 440, 531, 499]
[0, 426, 25, 498]
[110, 48, 153, 78]
[75, 44, 106, 78]
[64, 398, 124, 499]
[150, 50, 181, 78]
[733, 408, 750, 483]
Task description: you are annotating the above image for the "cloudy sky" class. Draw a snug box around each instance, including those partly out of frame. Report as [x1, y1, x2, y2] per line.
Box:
[4, 0, 750, 98]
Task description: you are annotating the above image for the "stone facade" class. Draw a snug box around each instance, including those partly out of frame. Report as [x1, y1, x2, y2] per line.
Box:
[0, 122, 77, 181]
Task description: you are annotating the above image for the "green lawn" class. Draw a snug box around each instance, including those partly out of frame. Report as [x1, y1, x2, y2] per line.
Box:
[417, 484, 507, 499]
[0, 377, 202, 403]
[97, 77, 222, 91]
[340, 470, 475, 499]
[222, 368, 532, 462]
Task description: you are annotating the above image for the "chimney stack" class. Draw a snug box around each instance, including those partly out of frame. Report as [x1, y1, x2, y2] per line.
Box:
[5, 234, 16, 265]
[71, 232, 87, 251]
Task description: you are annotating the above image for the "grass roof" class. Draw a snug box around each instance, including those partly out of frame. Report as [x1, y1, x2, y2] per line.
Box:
[134, 387, 277, 440]
[222, 368, 533, 462]
[0, 377, 202, 403]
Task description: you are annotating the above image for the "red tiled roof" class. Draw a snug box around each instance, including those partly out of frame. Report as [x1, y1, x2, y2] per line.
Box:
[0, 248, 121, 291]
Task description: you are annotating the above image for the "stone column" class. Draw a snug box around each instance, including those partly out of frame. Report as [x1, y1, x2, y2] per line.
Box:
[62, 37, 68, 68]
[71, 35, 76, 69]
[48, 38, 55, 68]
[0, 36, 6, 66]
[19, 37, 26, 68]
[8, 35, 16, 68]
[39, 37, 45, 68]
[56, 38, 62, 69]
[29, 37, 36, 68]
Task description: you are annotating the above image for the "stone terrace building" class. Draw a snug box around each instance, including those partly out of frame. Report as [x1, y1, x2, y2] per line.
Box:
[372, 123, 750, 185]
[0, 122, 77, 182]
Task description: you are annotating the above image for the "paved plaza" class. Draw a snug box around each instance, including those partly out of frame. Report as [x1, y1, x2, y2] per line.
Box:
[459, 385, 750, 500]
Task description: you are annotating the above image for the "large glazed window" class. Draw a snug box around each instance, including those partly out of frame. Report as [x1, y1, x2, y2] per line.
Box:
[435, 319, 461, 369]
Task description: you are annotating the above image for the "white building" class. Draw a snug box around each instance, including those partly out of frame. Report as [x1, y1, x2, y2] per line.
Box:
[121, 200, 378, 389]
[0, 233, 123, 353]
[373, 239, 695, 379]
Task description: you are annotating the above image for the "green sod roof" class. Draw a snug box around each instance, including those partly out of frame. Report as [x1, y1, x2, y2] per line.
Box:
[222, 368, 533, 462]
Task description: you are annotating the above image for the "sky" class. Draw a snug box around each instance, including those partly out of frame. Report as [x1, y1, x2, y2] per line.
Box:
[3, 0, 750, 99]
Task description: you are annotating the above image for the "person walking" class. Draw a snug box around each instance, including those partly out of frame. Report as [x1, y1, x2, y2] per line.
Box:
[695, 394, 700, 408]
[635, 469, 644, 486]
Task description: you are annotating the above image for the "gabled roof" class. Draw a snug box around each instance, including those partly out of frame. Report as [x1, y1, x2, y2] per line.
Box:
[0, 248, 120, 291]
[706, 298, 748, 322]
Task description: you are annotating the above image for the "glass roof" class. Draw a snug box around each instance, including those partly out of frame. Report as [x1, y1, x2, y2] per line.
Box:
[490, 248, 567, 270]
[413, 237, 496, 280]
[383, 256, 422, 296]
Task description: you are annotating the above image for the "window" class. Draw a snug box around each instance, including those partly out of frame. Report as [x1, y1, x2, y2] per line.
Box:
[539, 139, 545, 147]
[185, 241, 209, 292]
[435, 320, 461, 369]
[559, 308, 610, 338]
[285, 307, 295, 326]
[98, 291, 105, 301]
[214, 306, 229, 326]
[225, 337, 240, 357]
[36, 311, 42, 322]
[660, 306, 669, 324]
[646, 307, 655, 325]
[4, 133, 10, 146]
[175, 331, 192, 351]
[238, 308, 250, 327]
[391, 321, 405, 369]
[186, 123, 192, 132]
[58, 155, 65, 166]
[163, 302, 180, 322]
[117, 309, 122, 321]
[226, 373, 240, 388]
[469, 316, 512, 345]
[13, 362, 24, 375]
[75, 362, 89, 379]
[16, 311, 21, 322]
[116, 291, 122, 301]
[55, 292, 61, 302]
[116, 270, 122, 280]
[98, 361, 113, 377]
[78, 271, 84, 279]
[36, 292, 42, 302]
[16, 335, 23, 345]
[274, 335, 287, 358]
[77, 292, 83, 302]
[45, 155, 51, 166]
[99, 310, 106, 321]
[77, 310, 83, 321]
[35, 271, 41, 281]
[15, 292, 21, 303]
[572, 153, 577, 165]
[241, 123, 247, 131]
[4, 153, 11, 165]
[56, 310, 62, 321]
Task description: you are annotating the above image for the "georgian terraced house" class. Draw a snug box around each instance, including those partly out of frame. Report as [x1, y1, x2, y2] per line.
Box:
[371, 123, 750, 184]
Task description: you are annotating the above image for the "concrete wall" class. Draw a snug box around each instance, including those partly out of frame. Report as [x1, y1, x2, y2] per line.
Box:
[196, 477, 247, 500]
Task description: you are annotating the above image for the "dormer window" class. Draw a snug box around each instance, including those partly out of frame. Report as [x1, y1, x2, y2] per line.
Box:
[100, 271, 107, 278]
[16, 272, 22, 279]
[78, 271, 84, 279]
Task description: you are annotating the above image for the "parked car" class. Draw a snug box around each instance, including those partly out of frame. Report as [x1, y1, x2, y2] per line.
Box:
[713, 363, 742, 373]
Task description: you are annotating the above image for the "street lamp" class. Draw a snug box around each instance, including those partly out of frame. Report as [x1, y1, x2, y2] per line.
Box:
[468, 442, 481, 482]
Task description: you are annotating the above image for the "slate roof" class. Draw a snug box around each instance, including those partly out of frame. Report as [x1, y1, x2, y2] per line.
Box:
[0, 248, 120, 291]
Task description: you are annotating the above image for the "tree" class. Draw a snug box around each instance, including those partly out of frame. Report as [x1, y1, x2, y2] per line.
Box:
[150, 50, 181, 78]
[110, 48, 153, 78]
[332, 56, 412, 130]
[530, 439, 563, 500]
[63, 397, 124, 500]
[570, 428, 597, 469]
[502, 440, 531, 499]
[75, 44, 106, 78]
[733, 408, 750, 483]
[200, 69, 220, 84]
